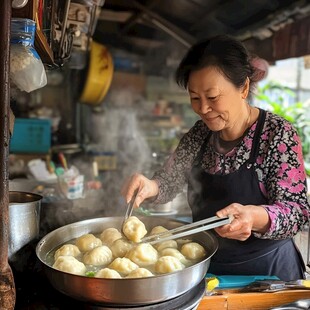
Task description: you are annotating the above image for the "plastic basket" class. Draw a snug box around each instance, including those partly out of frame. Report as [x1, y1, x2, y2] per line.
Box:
[10, 118, 51, 154]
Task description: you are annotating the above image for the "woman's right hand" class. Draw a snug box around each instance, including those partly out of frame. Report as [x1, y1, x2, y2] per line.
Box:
[121, 173, 159, 208]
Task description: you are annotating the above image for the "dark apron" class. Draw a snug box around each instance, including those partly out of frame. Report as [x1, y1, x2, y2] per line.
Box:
[188, 109, 305, 281]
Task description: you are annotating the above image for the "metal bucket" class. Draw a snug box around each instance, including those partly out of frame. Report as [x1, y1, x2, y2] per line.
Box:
[9, 191, 42, 261]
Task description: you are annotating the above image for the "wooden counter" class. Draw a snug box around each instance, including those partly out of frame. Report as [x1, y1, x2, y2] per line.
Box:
[198, 289, 310, 309]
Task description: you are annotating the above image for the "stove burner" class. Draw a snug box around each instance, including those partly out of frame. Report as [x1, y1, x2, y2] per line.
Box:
[85, 280, 205, 310]
[13, 249, 205, 310]
[15, 265, 205, 310]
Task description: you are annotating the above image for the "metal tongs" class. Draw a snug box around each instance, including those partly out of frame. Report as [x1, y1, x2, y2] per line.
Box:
[122, 191, 138, 227]
[140, 215, 233, 245]
[239, 279, 310, 293]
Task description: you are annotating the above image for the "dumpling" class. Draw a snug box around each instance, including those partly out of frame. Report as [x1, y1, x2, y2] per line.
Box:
[54, 244, 81, 260]
[100, 228, 122, 247]
[149, 226, 171, 236]
[159, 248, 188, 265]
[83, 245, 113, 266]
[122, 216, 147, 243]
[154, 256, 184, 274]
[126, 268, 154, 278]
[125, 243, 158, 267]
[53, 255, 86, 276]
[75, 234, 102, 252]
[108, 257, 139, 275]
[95, 268, 122, 279]
[154, 240, 178, 252]
[176, 238, 192, 246]
[181, 242, 206, 260]
[110, 238, 133, 258]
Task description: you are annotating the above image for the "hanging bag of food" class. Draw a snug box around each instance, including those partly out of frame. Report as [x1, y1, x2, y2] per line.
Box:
[10, 17, 47, 92]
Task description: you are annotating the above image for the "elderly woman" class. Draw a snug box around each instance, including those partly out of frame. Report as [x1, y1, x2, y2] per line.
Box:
[122, 35, 310, 281]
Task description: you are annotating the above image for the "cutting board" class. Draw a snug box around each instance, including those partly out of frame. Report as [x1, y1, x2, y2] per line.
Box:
[198, 289, 310, 310]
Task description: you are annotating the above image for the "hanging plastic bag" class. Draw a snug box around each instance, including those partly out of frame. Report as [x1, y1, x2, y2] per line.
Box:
[10, 18, 47, 92]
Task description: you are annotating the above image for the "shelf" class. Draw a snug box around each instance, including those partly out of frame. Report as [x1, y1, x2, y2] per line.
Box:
[35, 28, 54, 65]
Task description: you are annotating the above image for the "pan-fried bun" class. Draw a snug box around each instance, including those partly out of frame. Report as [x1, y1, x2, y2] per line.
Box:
[110, 238, 133, 258]
[154, 256, 184, 274]
[125, 243, 158, 267]
[126, 268, 154, 278]
[53, 256, 86, 276]
[75, 233, 102, 252]
[95, 268, 122, 279]
[122, 216, 147, 243]
[181, 242, 206, 260]
[100, 228, 122, 247]
[108, 257, 139, 275]
[54, 244, 81, 260]
[83, 245, 113, 266]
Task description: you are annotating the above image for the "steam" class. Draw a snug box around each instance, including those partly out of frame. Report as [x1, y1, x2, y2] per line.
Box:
[48, 88, 152, 222]
[89, 107, 151, 175]
[86, 90, 151, 216]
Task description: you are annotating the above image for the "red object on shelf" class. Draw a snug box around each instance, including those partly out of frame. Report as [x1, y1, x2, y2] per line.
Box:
[37, 0, 43, 30]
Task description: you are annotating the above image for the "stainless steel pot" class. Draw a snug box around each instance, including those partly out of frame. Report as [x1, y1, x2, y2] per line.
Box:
[36, 216, 218, 305]
[9, 191, 42, 261]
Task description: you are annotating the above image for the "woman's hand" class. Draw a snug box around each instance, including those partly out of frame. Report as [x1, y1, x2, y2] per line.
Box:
[121, 173, 159, 208]
[214, 203, 270, 241]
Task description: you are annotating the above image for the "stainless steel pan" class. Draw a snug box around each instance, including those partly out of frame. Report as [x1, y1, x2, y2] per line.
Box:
[36, 216, 218, 305]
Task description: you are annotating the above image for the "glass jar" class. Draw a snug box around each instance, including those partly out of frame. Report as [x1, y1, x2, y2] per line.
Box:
[10, 18, 47, 92]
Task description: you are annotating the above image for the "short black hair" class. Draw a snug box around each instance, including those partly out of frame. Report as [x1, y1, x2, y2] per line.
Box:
[175, 35, 258, 98]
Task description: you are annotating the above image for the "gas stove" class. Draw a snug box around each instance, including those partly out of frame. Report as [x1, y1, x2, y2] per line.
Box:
[12, 243, 205, 310]
[14, 270, 204, 310]
[84, 280, 205, 310]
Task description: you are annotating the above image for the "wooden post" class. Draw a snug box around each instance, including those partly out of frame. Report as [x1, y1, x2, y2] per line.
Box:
[0, 1, 16, 309]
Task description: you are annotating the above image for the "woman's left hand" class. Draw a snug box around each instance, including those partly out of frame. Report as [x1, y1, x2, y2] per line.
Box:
[214, 203, 270, 241]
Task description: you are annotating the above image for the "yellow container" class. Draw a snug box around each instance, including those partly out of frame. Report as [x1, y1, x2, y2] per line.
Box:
[80, 41, 114, 105]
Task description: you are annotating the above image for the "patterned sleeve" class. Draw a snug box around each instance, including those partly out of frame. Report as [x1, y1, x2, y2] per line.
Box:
[256, 116, 310, 240]
[152, 120, 208, 204]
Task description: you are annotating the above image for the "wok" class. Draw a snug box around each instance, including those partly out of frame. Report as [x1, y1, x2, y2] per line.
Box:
[36, 216, 218, 305]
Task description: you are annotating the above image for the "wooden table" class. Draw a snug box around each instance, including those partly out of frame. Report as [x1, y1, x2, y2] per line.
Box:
[197, 289, 310, 309]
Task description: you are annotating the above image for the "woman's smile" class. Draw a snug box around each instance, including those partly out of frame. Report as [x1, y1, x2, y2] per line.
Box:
[201, 113, 226, 131]
[204, 114, 221, 122]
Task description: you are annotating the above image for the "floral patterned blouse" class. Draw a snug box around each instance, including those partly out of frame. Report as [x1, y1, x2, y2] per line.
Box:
[152, 110, 310, 240]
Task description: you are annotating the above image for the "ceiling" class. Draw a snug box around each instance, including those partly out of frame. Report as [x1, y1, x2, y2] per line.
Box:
[92, 0, 310, 75]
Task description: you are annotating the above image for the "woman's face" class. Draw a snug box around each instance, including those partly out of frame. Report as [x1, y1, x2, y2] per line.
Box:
[187, 66, 247, 132]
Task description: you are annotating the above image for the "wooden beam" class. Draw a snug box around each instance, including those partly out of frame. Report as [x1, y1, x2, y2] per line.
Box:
[132, 0, 196, 48]
[244, 15, 310, 62]
[0, 0, 16, 309]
